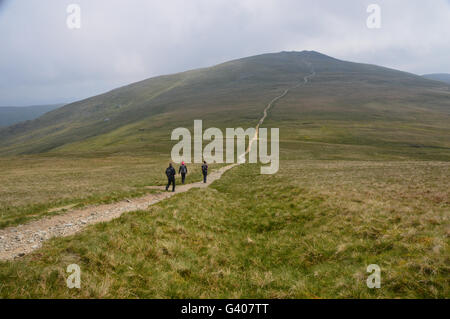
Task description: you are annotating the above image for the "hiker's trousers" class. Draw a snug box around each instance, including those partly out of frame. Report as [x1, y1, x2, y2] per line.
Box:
[166, 176, 175, 191]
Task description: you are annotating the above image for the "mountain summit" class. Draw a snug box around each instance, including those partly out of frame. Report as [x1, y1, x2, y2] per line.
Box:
[0, 51, 448, 156]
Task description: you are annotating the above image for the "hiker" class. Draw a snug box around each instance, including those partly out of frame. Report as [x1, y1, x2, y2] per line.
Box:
[201, 161, 208, 183]
[165, 163, 176, 192]
[179, 161, 188, 184]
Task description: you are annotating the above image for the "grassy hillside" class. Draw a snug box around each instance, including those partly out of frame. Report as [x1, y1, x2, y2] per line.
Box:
[0, 51, 448, 157]
[268, 66, 450, 161]
[0, 104, 63, 127]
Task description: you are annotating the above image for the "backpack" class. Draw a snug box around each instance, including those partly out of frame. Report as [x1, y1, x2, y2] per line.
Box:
[166, 167, 175, 177]
[180, 165, 187, 174]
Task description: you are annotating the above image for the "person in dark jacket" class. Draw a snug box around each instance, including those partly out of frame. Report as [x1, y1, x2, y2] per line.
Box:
[179, 161, 188, 184]
[165, 163, 176, 192]
[201, 161, 208, 183]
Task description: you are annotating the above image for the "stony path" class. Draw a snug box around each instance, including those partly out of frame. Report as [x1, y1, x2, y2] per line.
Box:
[0, 62, 315, 261]
[0, 164, 237, 260]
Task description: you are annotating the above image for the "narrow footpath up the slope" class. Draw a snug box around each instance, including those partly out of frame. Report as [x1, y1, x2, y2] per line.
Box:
[0, 62, 315, 260]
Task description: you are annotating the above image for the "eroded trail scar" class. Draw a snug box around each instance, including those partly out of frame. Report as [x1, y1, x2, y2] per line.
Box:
[243, 61, 315, 157]
[0, 164, 237, 260]
[0, 62, 315, 261]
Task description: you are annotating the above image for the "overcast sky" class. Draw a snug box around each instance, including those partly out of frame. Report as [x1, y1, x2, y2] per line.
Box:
[1, 0, 449, 106]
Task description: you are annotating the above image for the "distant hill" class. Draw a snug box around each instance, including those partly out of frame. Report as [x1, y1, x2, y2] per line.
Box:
[0, 51, 449, 159]
[0, 104, 64, 127]
[422, 73, 450, 84]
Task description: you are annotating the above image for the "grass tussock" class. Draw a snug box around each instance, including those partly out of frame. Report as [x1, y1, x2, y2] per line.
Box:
[0, 162, 448, 298]
[0, 155, 215, 229]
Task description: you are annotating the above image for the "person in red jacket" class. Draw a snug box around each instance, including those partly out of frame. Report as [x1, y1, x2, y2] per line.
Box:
[179, 161, 188, 184]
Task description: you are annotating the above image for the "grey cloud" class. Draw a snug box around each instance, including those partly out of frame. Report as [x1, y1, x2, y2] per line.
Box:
[0, 0, 449, 105]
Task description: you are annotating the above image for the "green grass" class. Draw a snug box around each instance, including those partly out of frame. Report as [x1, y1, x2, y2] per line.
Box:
[0, 162, 448, 298]
[0, 154, 218, 229]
